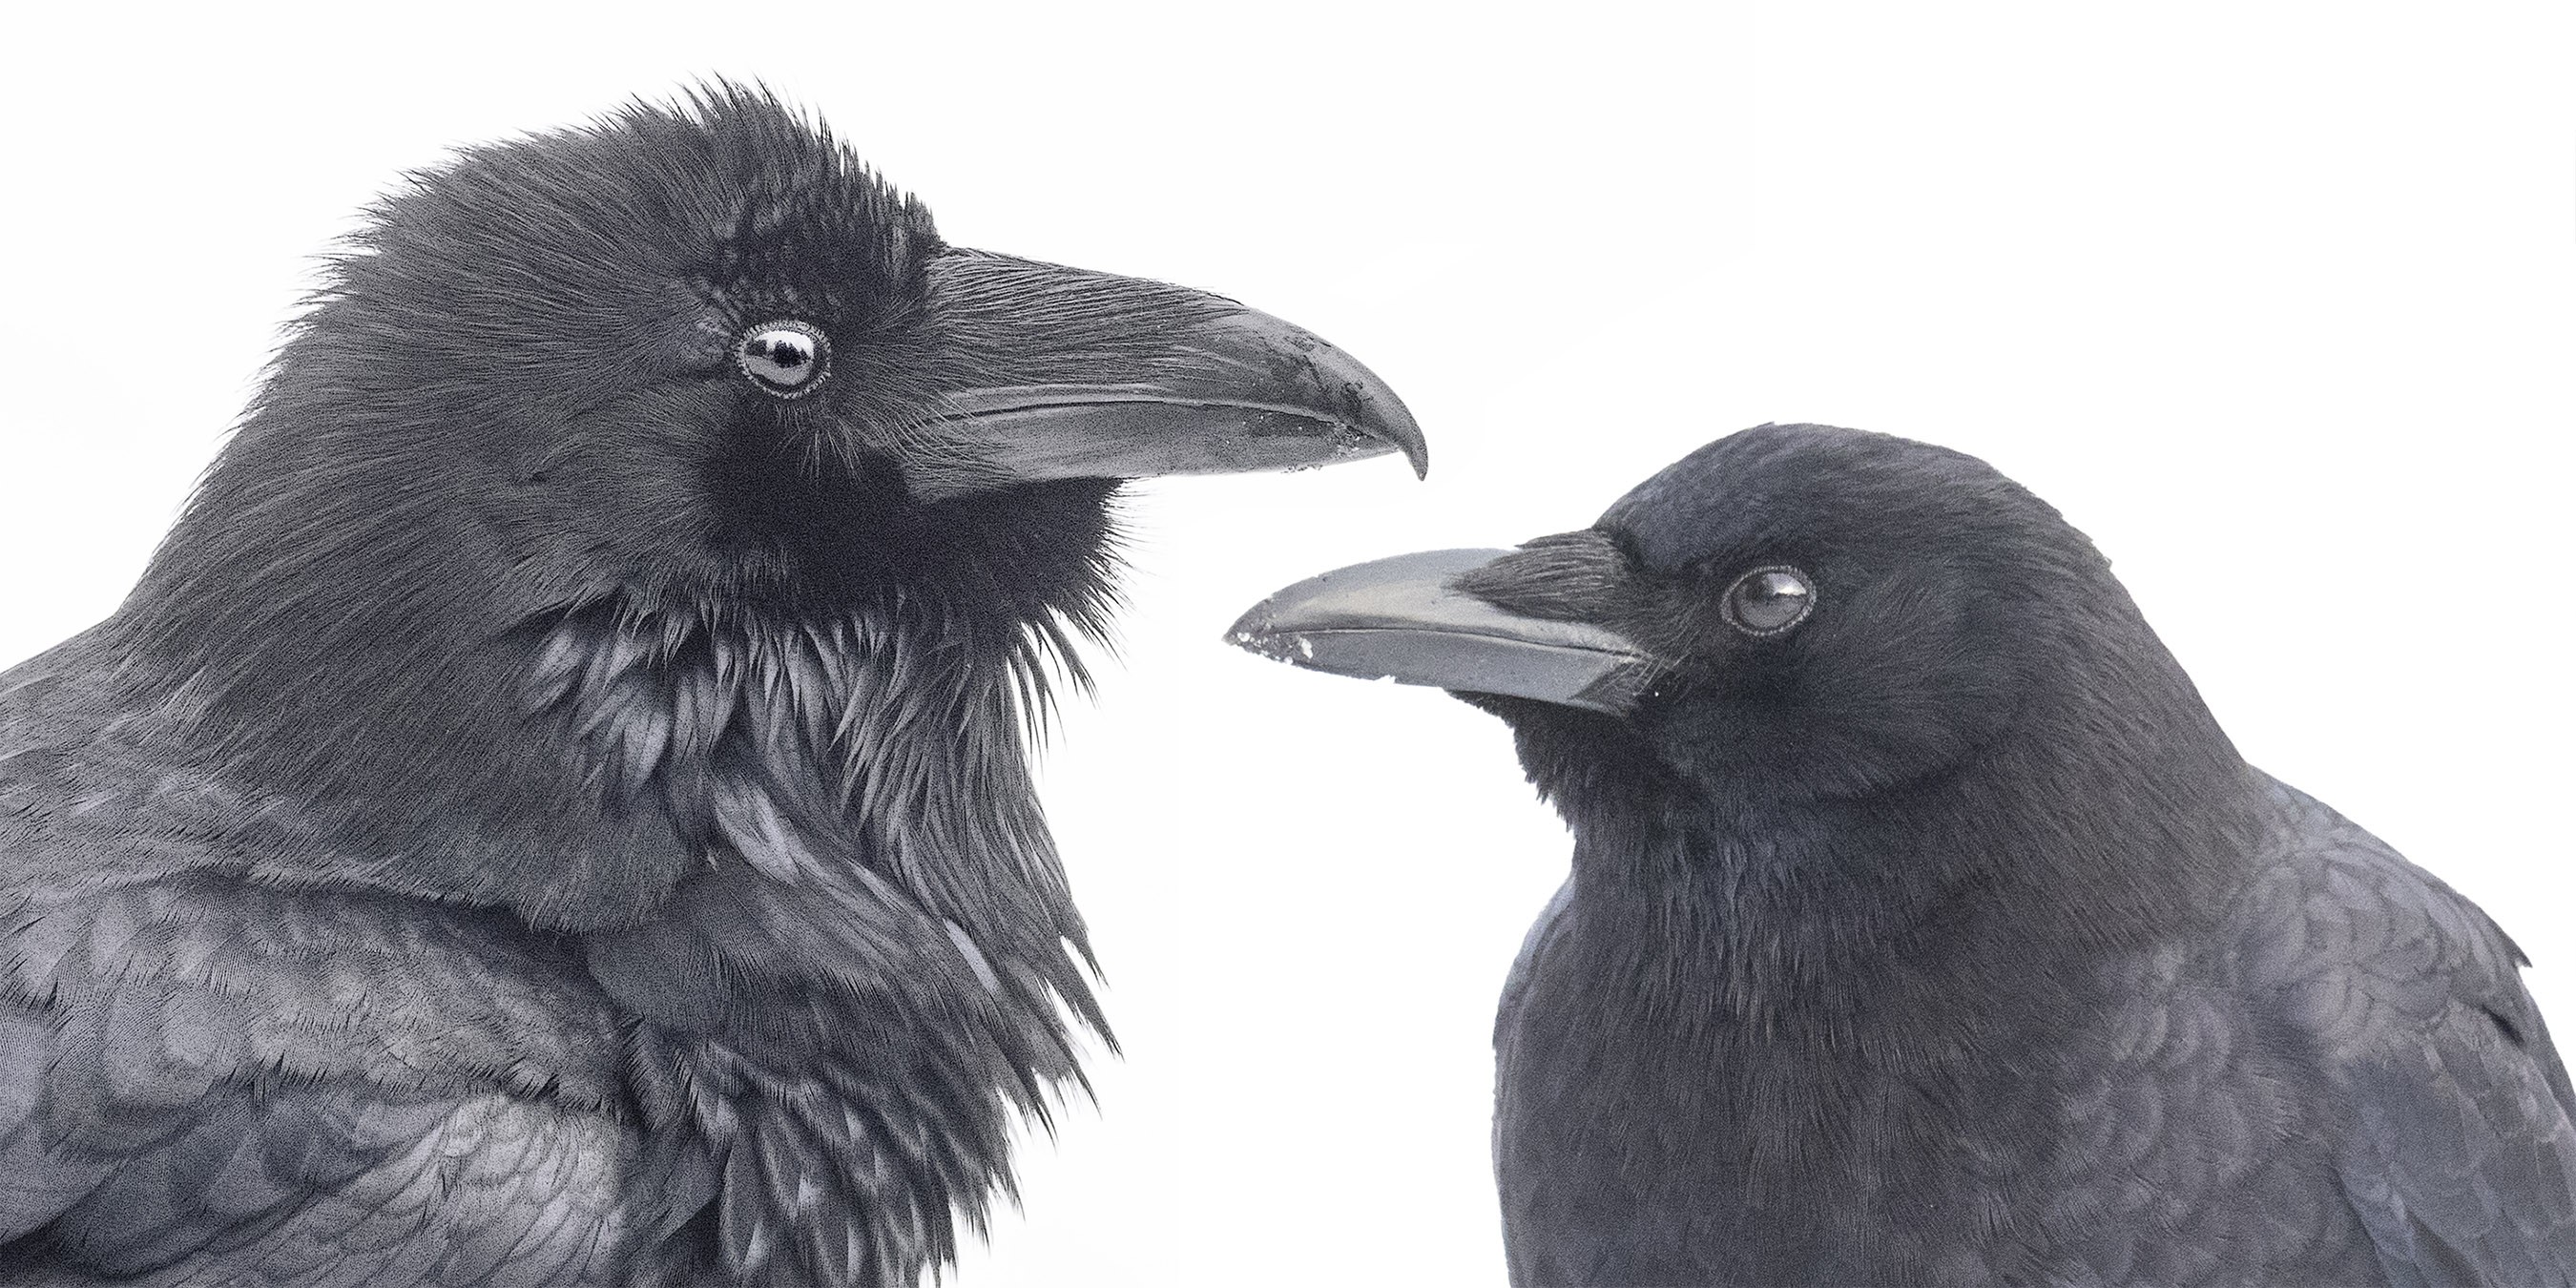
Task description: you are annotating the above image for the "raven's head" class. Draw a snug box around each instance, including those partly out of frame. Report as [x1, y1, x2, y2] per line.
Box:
[116, 87, 1421, 925]
[170, 86, 1417, 617]
[1231, 424, 2238, 822]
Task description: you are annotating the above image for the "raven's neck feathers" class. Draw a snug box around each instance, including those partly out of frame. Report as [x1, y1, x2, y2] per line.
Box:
[523, 596, 1095, 954]
[109, 364, 1120, 928]
[108, 421, 1110, 1004]
[109, 396, 1118, 1282]
[547, 598, 1105, 1284]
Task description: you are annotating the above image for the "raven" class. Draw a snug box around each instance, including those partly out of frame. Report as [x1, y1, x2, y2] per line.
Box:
[0, 89, 1423, 1287]
[1230, 424, 2575, 1286]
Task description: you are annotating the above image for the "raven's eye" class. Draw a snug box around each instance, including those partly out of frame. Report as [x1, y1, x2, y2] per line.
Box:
[736, 321, 831, 399]
[1722, 566, 1814, 635]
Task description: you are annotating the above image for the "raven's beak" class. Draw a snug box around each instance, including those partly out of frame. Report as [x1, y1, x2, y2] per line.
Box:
[1226, 549, 1659, 715]
[913, 252, 1425, 496]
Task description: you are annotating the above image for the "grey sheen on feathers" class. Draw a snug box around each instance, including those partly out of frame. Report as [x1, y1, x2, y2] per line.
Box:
[0, 87, 1423, 1287]
[1232, 423, 2576, 1287]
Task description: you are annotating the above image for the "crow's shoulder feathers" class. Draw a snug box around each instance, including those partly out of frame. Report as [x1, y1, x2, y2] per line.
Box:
[2235, 778, 2576, 1284]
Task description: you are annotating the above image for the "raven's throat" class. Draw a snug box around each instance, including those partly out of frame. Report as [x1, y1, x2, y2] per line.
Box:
[532, 598, 1099, 1284]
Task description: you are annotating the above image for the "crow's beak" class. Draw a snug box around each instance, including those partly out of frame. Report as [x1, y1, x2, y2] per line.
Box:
[1226, 549, 1659, 715]
[910, 252, 1424, 497]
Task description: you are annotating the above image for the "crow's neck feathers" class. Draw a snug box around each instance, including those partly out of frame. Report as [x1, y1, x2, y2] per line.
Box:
[1532, 585, 2257, 1032]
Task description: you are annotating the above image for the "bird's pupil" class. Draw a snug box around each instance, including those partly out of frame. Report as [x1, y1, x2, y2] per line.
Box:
[751, 333, 811, 378]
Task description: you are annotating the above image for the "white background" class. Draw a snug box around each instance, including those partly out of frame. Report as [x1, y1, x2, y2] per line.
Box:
[2, 4, 2569, 1284]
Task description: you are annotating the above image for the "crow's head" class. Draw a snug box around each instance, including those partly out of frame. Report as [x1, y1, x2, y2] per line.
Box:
[1232, 424, 2233, 818]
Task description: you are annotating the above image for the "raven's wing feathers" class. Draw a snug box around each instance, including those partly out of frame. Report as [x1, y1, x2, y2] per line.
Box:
[2251, 779, 2576, 1286]
[0, 877, 655, 1287]
[12, 1085, 634, 1288]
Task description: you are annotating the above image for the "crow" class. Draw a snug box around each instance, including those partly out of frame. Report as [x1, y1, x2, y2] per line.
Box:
[1229, 424, 2575, 1286]
[0, 88, 1423, 1288]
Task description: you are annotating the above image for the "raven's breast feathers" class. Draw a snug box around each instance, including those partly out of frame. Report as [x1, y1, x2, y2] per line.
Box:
[534, 595, 1107, 1283]
[0, 590, 1111, 1286]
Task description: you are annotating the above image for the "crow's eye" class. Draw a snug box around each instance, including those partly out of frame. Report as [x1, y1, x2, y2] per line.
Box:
[1721, 566, 1814, 636]
[736, 321, 831, 399]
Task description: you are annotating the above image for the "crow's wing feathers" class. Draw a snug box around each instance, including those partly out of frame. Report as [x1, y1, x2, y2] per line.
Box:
[2250, 779, 2576, 1286]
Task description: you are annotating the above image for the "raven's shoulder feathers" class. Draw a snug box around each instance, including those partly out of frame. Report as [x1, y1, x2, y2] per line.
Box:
[0, 638, 666, 1286]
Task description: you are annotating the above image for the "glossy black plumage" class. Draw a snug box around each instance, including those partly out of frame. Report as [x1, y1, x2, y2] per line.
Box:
[1232, 424, 2575, 1286]
[0, 88, 1419, 1286]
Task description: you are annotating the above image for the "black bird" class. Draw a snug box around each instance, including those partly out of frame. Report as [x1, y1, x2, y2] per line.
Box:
[1230, 424, 2575, 1286]
[0, 89, 1423, 1287]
